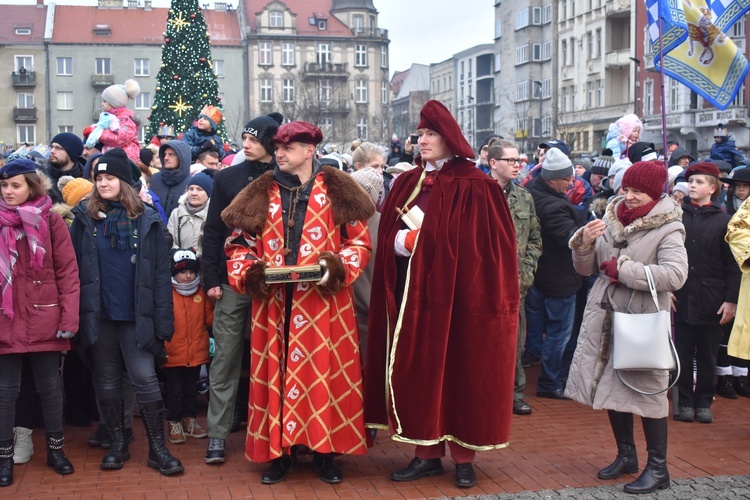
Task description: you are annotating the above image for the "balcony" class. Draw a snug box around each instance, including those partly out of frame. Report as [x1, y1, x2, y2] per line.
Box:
[695, 107, 748, 127]
[301, 62, 349, 80]
[605, 0, 630, 16]
[561, 65, 575, 81]
[11, 71, 36, 88]
[13, 106, 37, 122]
[587, 58, 602, 75]
[92, 73, 115, 87]
[605, 49, 631, 68]
[315, 99, 350, 113]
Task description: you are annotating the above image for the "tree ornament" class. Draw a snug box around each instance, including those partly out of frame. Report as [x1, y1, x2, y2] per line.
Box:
[200, 57, 206, 63]
[173, 75, 179, 80]
[190, 13, 196, 19]
[165, 38, 170, 43]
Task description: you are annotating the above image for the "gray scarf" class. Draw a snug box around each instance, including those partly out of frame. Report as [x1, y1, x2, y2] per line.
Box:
[172, 276, 200, 296]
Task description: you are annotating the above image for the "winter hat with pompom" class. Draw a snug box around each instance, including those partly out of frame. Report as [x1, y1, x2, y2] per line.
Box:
[102, 79, 140, 108]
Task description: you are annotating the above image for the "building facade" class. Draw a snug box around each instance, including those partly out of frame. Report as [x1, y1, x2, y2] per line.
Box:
[454, 44, 495, 151]
[389, 63, 429, 141]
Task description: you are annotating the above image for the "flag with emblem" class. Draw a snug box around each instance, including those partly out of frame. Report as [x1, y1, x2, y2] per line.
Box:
[647, 0, 750, 109]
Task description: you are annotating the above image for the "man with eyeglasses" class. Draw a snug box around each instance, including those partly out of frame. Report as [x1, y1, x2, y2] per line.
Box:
[488, 139, 542, 416]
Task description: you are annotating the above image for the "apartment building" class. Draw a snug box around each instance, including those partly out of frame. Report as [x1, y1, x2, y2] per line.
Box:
[429, 58, 455, 116]
[239, 0, 390, 147]
[389, 63, 429, 141]
[454, 44, 495, 150]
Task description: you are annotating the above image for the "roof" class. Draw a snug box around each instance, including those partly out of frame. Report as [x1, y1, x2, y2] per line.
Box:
[0, 5, 48, 44]
[243, 0, 353, 36]
[389, 69, 408, 97]
[51, 6, 241, 46]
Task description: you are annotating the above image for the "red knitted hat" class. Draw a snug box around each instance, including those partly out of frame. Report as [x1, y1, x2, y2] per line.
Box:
[417, 100, 475, 159]
[621, 160, 667, 201]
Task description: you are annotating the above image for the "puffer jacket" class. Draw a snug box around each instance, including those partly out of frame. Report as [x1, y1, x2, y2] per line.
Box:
[70, 203, 174, 364]
[566, 195, 688, 418]
[0, 211, 79, 355]
[167, 193, 209, 256]
[99, 107, 141, 162]
[164, 288, 213, 368]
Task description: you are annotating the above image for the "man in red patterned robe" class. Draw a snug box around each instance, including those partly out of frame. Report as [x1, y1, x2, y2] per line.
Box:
[222, 122, 375, 485]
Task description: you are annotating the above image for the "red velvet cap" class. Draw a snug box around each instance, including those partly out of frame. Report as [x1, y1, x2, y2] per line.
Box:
[273, 121, 323, 146]
[417, 100, 475, 159]
[684, 161, 721, 180]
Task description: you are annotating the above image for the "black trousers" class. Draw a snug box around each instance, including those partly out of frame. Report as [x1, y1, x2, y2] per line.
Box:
[675, 323, 723, 408]
[716, 321, 749, 368]
[163, 366, 200, 422]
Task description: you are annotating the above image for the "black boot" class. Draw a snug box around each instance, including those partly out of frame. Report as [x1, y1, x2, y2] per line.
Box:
[734, 376, 750, 398]
[716, 375, 738, 399]
[0, 439, 12, 487]
[624, 417, 670, 494]
[140, 400, 184, 476]
[100, 399, 131, 470]
[313, 452, 343, 484]
[598, 410, 638, 479]
[46, 432, 74, 475]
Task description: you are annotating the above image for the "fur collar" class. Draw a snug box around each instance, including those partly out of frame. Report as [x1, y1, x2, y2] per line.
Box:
[221, 166, 376, 234]
[604, 194, 683, 243]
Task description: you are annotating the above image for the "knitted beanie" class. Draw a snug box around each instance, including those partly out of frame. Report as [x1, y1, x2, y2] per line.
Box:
[243, 112, 284, 154]
[591, 152, 615, 176]
[139, 148, 154, 166]
[188, 172, 213, 197]
[95, 148, 133, 185]
[102, 79, 140, 108]
[672, 182, 689, 196]
[621, 161, 667, 200]
[541, 147, 573, 180]
[171, 248, 200, 276]
[58, 176, 93, 207]
[351, 167, 384, 204]
[199, 105, 223, 132]
[574, 158, 592, 171]
[51, 132, 84, 162]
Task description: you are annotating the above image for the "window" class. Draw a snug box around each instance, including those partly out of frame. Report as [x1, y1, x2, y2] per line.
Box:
[58, 126, 74, 134]
[356, 80, 367, 103]
[355, 44, 367, 67]
[138, 125, 147, 144]
[571, 0, 576, 17]
[260, 79, 272, 102]
[516, 45, 529, 65]
[283, 79, 294, 102]
[319, 79, 332, 103]
[95, 58, 111, 75]
[357, 117, 367, 140]
[370, 15, 376, 35]
[732, 16, 746, 37]
[460, 61, 464, 81]
[597, 79, 603, 107]
[317, 44, 331, 64]
[17, 92, 34, 108]
[542, 41, 551, 60]
[15, 27, 31, 36]
[587, 32, 593, 59]
[381, 81, 388, 104]
[57, 91, 73, 110]
[214, 59, 224, 78]
[353, 15, 365, 32]
[282, 43, 295, 66]
[495, 53, 502, 72]
[17, 125, 35, 145]
[542, 116, 551, 136]
[562, 0, 567, 19]
[533, 7, 542, 24]
[733, 82, 746, 106]
[596, 29, 602, 57]
[643, 80, 653, 115]
[319, 117, 333, 132]
[134, 58, 150, 77]
[562, 40, 568, 65]
[135, 92, 150, 110]
[259, 43, 272, 66]
[570, 37, 576, 64]
[532, 81, 542, 98]
[669, 77, 679, 111]
[587, 81, 594, 108]
[515, 117, 527, 133]
[495, 20, 502, 38]
[571, 86, 576, 110]
[269, 11, 283, 28]
[516, 8, 529, 29]
[542, 78, 552, 98]
[380, 46, 388, 68]
[516, 81, 529, 101]
[15, 55, 33, 72]
[562, 87, 568, 112]
[318, 19, 327, 30]
[543, 4, 552, 23]
[57, 57, 72, 76]
[532, 43, 542, 61]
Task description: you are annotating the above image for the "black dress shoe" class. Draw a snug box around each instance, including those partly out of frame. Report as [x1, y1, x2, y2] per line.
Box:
[260, 454, 296, 484]
[454, 463, 477, 488]
[536, 388, 569, 400]
[390, 457, 444, 482]
[313, 452, 343, 484]
[513, 399, 532, 415]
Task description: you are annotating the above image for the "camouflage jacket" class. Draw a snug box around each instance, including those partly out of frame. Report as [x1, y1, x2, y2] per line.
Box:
[506, 181, 543, 295]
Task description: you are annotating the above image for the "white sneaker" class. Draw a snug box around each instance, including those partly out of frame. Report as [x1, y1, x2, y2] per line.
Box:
[13, 427, 33, 464]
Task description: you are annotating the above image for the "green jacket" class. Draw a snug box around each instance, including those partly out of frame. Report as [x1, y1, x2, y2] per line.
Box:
[505, 181, 543, 295]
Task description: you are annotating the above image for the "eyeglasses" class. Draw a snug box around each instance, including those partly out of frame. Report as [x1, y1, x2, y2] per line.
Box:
[50, 145, 65, 151]
[497, 158, 523, 165]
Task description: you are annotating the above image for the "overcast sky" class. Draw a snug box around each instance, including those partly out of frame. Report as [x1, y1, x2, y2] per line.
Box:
[4, 0, 494, 74]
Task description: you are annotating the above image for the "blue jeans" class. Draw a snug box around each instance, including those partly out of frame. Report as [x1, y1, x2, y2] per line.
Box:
[525, 286, 576, 393]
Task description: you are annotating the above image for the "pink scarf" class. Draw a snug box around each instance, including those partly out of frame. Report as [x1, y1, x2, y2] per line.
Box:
[0, 196, 52, 319]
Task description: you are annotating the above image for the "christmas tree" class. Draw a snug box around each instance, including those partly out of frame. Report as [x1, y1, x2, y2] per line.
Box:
[148, 0, 226, 140]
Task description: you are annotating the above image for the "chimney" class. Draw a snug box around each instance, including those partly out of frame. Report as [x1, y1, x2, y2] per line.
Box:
[215, 2, 227, 12]
[128, 0, 138, 8]
[145, 0, 152, 9]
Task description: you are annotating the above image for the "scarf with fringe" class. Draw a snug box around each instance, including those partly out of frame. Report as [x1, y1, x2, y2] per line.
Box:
[103, 201, 135, 250]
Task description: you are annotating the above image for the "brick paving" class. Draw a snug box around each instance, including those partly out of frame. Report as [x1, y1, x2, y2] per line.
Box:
[6, 366, 750, 499]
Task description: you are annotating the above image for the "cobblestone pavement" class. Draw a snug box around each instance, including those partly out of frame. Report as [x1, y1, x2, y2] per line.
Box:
[459, 474, 750, 499]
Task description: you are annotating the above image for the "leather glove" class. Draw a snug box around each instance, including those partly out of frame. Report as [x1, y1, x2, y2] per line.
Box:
[599, 257, 620, 286]
[316, 251, 346, 296]
[404, 229, 419, 253]
[56, 330, 76, 339]
[244, 260, 271, 300]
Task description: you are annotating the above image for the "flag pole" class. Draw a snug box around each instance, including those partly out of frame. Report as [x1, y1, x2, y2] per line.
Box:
[658, 14, 670, 189]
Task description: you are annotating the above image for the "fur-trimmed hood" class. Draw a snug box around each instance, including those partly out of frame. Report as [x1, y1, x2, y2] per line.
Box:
[222, 165, 376, 234]
[603, 194, 682, 243]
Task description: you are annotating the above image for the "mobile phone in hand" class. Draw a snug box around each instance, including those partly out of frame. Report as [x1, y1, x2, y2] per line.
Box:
[410, 134, 419, 145]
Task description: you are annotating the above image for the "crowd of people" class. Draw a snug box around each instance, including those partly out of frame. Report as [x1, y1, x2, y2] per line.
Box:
[2, 93, 750, 497]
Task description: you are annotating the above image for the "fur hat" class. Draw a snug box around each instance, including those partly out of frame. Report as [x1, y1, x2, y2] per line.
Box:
[243, 113, 284, 155]
[540, 147, 573, 180]
[188, 172, 213, 197]
[621, 161, 667, 201]
[417, 100, 475, 159]
[273, 121, 323, 146]
[95, 148, 132, 185]
[351, 167, 384, 204]
[51, 132, 84, 162]
[58, 176, 93, 207]
[199, 105, 223, 131]
[102, 79, 140, 108]
[170, 248, 200, 276]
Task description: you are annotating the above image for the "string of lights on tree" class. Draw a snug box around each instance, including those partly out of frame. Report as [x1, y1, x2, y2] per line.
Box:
[148, 0, 227, 141]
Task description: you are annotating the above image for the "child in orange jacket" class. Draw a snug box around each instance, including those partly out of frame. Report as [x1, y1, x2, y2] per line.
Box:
[164, 249, 214, 444]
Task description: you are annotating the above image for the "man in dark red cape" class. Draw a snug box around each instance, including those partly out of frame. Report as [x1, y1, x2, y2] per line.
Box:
[364, 100, 520, 489]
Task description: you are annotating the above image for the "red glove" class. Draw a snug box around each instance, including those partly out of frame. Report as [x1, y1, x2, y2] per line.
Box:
[404, 229, 419, 253]
[599, 257, 620, 286]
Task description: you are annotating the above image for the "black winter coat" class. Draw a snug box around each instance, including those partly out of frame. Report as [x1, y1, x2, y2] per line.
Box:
[70, 204, 174, 364]
[529, 178, 583, 297]
[674, 202, 740, 325]
[201, 158, 275, 291]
